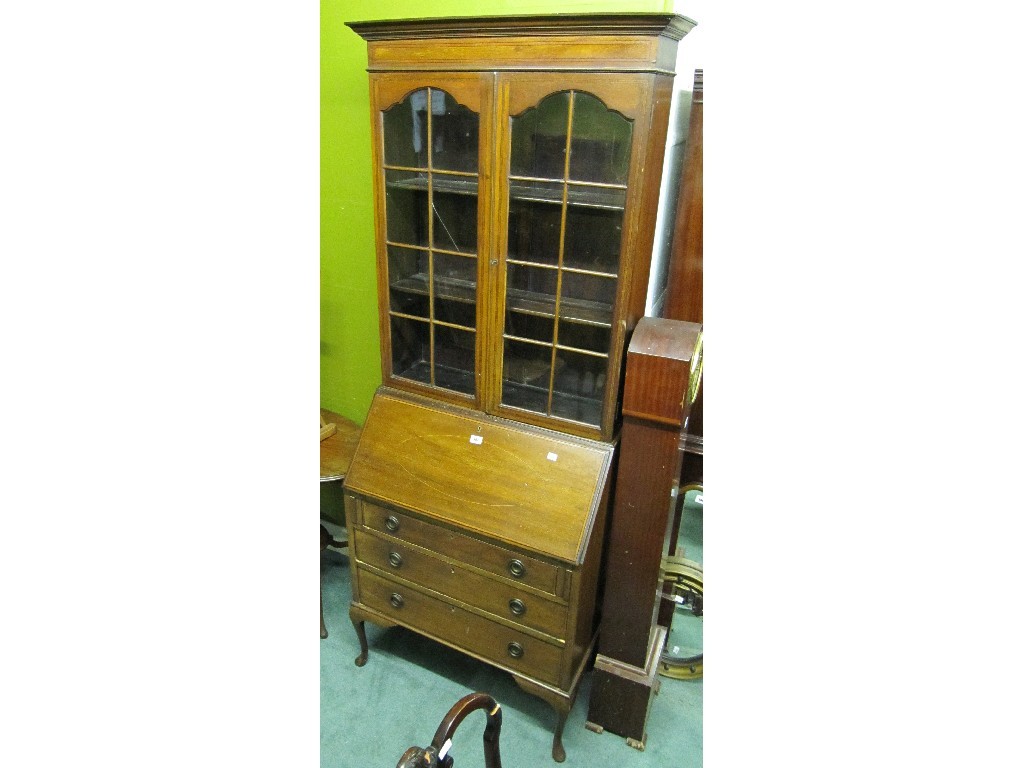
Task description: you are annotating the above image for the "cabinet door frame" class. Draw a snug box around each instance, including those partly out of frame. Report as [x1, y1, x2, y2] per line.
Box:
[488, 72, 657, 441]
[368, 72, 497, 412]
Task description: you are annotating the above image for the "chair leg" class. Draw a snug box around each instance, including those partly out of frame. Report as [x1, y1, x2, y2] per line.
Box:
[321, 581, 328, 639]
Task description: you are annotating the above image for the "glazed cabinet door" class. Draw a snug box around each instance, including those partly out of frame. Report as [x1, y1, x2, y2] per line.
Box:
[491, 73, 654, 440]
[369, 73, 495, 408]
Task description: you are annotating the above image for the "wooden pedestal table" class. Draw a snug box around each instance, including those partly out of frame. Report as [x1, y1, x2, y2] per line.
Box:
[320, 408, 362, 638]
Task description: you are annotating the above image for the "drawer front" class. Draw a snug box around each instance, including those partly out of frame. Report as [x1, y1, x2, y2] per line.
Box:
[357, 568, 564, 687]
[361, 501, 563, 596]
[355, 529, 568, 640]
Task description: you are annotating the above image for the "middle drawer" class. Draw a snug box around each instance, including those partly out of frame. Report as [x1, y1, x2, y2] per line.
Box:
[354, 527, 568, 641]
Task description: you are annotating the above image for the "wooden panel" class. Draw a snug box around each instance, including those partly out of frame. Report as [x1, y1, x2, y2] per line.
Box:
[371, 71, 489, 113]
[621, 73, 675, 328]
[357, 568, 564, 686]
[366, 35, 665, 74]
[503, 71, 649, 119]
[345, 389, 613, 564]
[621, 317, 701, 426]
[596, 317, 701, 669]
[359, 501, 563, 597]
[354, 528, 569, 639]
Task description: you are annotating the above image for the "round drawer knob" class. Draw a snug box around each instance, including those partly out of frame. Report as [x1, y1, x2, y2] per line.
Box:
[507, 642, 524, 659]
[390, 593, 404, 609]
[385, 515, 400, 532]
[388, 551, 403, 568]
[507, 559, 526, 579]
[509, 598, 526, 616]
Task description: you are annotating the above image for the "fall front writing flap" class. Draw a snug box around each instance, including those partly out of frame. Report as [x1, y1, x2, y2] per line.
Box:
[345, 388, 614, 565]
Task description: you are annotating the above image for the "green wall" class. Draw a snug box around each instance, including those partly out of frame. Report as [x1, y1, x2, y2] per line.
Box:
[321, 0, 675, 425]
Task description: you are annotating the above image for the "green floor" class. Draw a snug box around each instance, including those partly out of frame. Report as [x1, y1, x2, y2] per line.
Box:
[320, 491, 702, 767]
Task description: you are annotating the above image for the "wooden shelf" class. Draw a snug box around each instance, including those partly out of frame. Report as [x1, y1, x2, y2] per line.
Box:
[390, 272, 612, 327]
[506, 286, 612, 327]
[385, 175, 626, 210]
[391, 273, 477, 304]
[509, 181, 626, 211]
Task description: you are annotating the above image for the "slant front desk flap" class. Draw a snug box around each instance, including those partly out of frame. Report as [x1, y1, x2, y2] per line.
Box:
[344, 388, 615, 565]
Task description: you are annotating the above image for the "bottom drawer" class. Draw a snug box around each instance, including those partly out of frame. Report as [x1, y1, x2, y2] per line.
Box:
[357, 568, 564, 687]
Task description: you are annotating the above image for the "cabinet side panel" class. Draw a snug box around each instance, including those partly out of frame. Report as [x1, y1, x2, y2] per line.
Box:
[563, 471, 612, 686]
[624, 73, 675, 326]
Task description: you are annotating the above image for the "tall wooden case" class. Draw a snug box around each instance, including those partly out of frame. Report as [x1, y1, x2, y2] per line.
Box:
[344, 14, 695, 762]
[585, 317, 702, 747]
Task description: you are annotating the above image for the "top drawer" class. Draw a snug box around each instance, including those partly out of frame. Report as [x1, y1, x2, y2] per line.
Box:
[359, 500, 565, 598]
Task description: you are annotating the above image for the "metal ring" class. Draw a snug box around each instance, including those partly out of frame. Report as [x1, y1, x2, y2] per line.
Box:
[658, 556, 703, 680]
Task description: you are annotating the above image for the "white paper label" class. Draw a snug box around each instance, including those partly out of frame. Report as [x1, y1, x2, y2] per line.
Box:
[547, 452, 558, 461]
[469, 434, 483, 445]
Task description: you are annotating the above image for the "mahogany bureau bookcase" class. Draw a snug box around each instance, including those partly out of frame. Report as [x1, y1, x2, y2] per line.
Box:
[341, 12, 696, 762]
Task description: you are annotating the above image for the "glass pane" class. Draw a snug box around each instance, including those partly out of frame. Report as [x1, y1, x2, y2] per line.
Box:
[510, 92, 570, 179]
[501, 339, 552, 412]
[432, 184, 478, 253]
[558, 272, 616, 325]
[508, 191, 562, 266]
[383, 89, 428, 169]
[432, 252, 476, 306]
[505, 309, 554, 344]
[550, 349, 608, 426]
[431, 94, 479, 174]
[563, 206, 623, 273]
[435, 297, 475, 329]
[385, 170, 429, 247]
[387, 246, 429, 317]
[506, 263, 558, 315]
[387, 246, 428, 288]
[391, 315, 431, 385]
[433, 326, 476, 395]
[557, 321, 610, 354]
[568, 92, 633, 185]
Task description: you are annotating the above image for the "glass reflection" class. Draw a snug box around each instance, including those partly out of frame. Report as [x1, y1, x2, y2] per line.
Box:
[568, 92, 633, 185]
[391, 315, 431, 385]
[510, 92, 570, 179]
[563, 206, 623, 273]
[502, 339, 553, 413]
[550, 349, 607, 426]
[385, 170, 429, 247]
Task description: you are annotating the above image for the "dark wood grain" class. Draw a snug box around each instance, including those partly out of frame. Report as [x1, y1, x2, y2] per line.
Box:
[585, 317, 700, 741]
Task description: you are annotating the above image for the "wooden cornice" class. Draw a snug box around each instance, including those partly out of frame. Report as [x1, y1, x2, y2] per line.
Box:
[347, 13, 696, 42]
